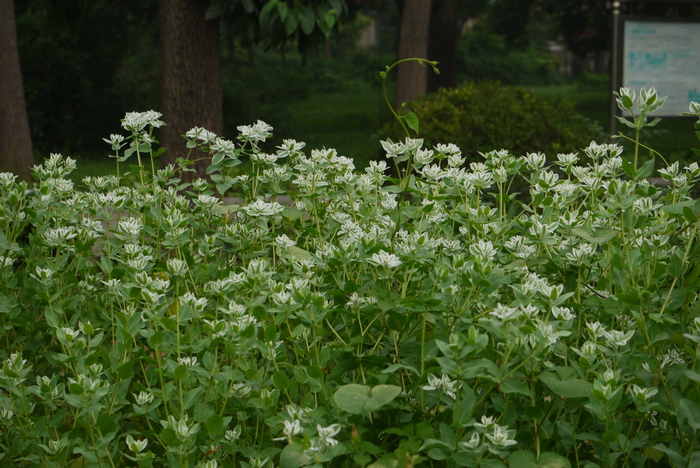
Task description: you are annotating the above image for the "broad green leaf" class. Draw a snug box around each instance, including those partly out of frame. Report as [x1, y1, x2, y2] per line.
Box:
[298, 6, 316, 35]
[173, 364, 188, 380]
[403, 111, 419, 134]
[367, 454, 399, 468]
[334, 384, 401, 414]
[538, 372, 592, 399]
[636, 158, 655, 180]
[501, 378, 534, 397]
[678, 398, 700, 430]
[0, 293, 17, 314]
[571, 227, 619, 244]
[273, 371, 290, 390]
[206, 414, 224, 434]
[663, 200, 694, 215]
[508, 450, 571, 468]
[277, 246, 312, 262]
[454, 385, 477, 426]
[280, 443, 312, 468]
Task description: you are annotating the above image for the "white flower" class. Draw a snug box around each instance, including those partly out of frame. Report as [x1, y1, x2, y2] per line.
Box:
[367, 250, 402, 269]
[469, 240, 497, 259]
[459, 432, 481, 451]
[602, 329, 635, 347]
[586, 321, 607, 340]
[490, 304, 520, 322]
[244, 199, 284, 217]
[523, 152, 546, 171]
[238, 120, 273, 142]
[485, 424, 517, 451]
[422, 374, 459, 399]
[274, 419, 303, 442]
[474, 415, 496, 432]
[185, 127, 218, 144]
[134, 391, 154, 405]
[629, 384, 658, 402]
[275, 234, 296, 248]
[380, 139, 406, 159]
[317, 424, 341, 446]
[225, 426, 242, 442]
[614, 87, 635, 111]
[126, 434, 148, 453]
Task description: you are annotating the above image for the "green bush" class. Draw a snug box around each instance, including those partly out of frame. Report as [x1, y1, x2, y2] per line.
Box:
[3, 90, 700, 468]
[380, 81, 605, 162]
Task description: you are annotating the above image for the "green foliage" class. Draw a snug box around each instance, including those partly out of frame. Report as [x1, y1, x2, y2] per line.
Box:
[380, 81, 605, 163]
[3, 91, 700, 468]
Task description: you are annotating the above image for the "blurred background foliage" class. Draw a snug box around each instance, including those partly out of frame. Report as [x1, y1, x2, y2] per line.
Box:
[13, 0, 700, 178]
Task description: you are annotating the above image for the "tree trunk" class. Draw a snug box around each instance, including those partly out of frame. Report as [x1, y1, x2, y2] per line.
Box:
[0, 0, 34, 180]
[427, 0, 459, 93]
[395, 0, 432, 108]
[159, 0, 222, 181]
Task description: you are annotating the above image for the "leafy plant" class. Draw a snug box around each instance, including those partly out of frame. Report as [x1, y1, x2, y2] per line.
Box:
[1, 82, 700, 468]
[379, 81, 605, 165]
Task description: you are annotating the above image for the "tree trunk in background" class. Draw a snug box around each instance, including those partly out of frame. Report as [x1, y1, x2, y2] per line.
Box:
[0, 0, 34, 180]
[395, 0, 432, 108]
[159, 0, 222, 181]
[427, 0, 459, 93]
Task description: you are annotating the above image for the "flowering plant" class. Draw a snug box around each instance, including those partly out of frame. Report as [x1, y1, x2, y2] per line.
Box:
[1, 85, 700, 468]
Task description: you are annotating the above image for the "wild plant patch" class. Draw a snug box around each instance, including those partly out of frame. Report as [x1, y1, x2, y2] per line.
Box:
[1, 82, 700, 468]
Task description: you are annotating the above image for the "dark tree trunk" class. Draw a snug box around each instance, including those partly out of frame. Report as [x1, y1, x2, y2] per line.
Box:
[0, 0, 34, 180]
[159, 0, 222, 181]
[427, 0, 459, 92]
[395, 0, 432, 108]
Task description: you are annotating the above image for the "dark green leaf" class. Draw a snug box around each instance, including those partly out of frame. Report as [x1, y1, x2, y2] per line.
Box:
[538, 372, 592, 399]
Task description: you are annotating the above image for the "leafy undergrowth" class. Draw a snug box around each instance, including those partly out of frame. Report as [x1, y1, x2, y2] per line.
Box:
[2, 95, 700, 468]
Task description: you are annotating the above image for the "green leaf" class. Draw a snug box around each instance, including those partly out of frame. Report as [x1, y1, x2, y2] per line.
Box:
[0, 293, 17, 314]
[454, 385, 477, 426]
[273, 371, 290, 390]
[678, 398, 700, 430]
[636, 158, 655, 180]
[538, 372, 592, 399]
[173, 364, 188, 380]
[403, 112, 419, 135]
[367, 454, 399, 468]
[501, 378, 534, 397]
[616, 116, 637, 128]
[508, 450, 572, 468]
[280, 442, 313, 468]
[616, 292, 640, 305]
[571, 227, 619, 244]
[278, 246, 312, 262]
[298, 6, 316, 35]
[334, 384, 402, 414]
[206, 414, 225, 435]
[663, 200, 694, 215]
[621, 157, 635, 178]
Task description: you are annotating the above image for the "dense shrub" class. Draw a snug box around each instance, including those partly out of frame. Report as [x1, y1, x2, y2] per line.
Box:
[3, 92, 700, 468]
[380, 81, 605, 163]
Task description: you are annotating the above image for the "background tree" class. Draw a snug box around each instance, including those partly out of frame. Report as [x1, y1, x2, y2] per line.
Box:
[395, 0, 432, 106]
[159, 0, 223, 179]
[0, 0, 34, 179]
